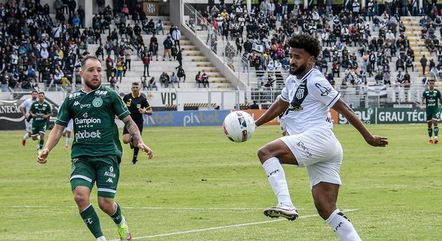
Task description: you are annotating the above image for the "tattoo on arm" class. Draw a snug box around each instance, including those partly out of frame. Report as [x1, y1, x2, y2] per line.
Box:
[123, 116, 142, 144]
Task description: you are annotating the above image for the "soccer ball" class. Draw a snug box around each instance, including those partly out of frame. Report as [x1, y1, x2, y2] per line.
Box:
[223, 111, 256, 142]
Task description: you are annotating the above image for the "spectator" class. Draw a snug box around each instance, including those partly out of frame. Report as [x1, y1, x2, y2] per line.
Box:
[420, 55, 428, 75]
[170, 72, 180, 88]
[249, 101, 259, 109]
[116, 58, 125, 83]
[160, 72, 170, 87]
[195, 71, 203, 88]
[163, 36, 173, 61]
[147, 77, 158, 91]
[105, 55, 114, 82]
[202, 71, 209, 88]
[176, 49, 183, 67]
[142, 53, 150, 77]
[124, 47, 133, 71]
[171, 26, 181, 49]
[176, 66, 186, 82]
[149, 34, 159, 61]
[156, 20, 165, 35]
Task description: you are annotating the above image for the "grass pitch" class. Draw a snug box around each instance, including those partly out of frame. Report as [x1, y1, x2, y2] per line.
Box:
[0, 124, 441, 240]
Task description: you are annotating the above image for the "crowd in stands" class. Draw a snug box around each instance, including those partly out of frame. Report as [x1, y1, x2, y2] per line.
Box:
[193, 0, 442, 96]
[419, 14, 442, 81]
[1, 0, 442, 94]
[0, 0, 87, 92]
[0, 0, 204, 93]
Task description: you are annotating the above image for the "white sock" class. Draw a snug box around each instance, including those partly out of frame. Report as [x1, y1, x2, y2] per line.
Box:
[23, 133, 30, 140]
[326, 209, 362, 241]
[262, 157, 294, 208]
[96, 236, 107, 241]
[65, 137, 71, 146]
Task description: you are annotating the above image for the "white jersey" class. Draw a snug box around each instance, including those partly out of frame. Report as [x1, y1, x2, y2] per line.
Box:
[20, 98, 35, 114]
[280, 68, 340, 135]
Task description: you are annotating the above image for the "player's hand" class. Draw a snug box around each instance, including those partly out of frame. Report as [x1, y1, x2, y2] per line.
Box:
[137, 143, 154, 159]
[37, 148, 50, 164]
[365, 135, 388, 147]
[138, 107, 146, 114]
[419, 105, 424, 111]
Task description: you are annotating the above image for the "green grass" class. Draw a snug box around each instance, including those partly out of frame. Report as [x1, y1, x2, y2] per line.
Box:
[0, 124, 441, 240]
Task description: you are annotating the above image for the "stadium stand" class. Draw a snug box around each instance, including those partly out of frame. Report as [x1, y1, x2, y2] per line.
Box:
[1, 0, 441, 109]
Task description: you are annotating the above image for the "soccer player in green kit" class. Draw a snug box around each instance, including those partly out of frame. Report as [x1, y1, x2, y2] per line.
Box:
[37, 55, 154, 241]
[29, 92, 51, 150]
[420, 78, 442, 144]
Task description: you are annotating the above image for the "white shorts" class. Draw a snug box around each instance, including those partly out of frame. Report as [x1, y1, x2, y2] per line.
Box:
[280, 127, 343, 188]
[64, 119, 74, 133]
[25, 119, 32, 133]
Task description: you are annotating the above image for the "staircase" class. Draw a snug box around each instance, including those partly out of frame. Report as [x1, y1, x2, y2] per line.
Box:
[87, 16, 232, 93]
[401, 16, 429, 78]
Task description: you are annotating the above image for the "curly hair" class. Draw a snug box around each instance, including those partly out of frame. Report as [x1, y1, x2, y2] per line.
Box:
[288, 34, 321, 59]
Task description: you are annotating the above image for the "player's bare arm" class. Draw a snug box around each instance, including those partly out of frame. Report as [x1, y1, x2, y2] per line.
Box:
[37, 124, 65, 164]
[332, 98, 388, 147]
[122, 115, 154, 159]
[19, 105, 27, 117]
[255, 98, 289, 127]
[420, 97, 425, 110]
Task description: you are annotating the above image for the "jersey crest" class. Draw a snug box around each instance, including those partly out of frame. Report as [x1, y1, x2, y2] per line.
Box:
[92, 97, 103, 108]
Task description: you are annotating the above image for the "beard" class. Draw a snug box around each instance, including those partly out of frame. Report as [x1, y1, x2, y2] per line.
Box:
[84, 78, 101, 90]
[290, 64, 307, 76]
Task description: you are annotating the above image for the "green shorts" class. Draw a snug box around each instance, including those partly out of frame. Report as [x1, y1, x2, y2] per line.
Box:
[31, 121, 47, 136]
[70, 155, 120, 198]
[426, 109, 440, 121]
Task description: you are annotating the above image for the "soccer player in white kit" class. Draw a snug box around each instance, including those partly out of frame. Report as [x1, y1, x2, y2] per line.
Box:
[20, 90, 38, 146]
[63, 119, 74, 150]
[255, 34, 388, 241]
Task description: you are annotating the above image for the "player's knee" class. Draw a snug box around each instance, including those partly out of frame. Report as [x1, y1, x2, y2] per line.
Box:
[257, 146, 272, 163]
[73, 192, 89, 208]
[314, 200, 336, 220]
[98, 198, 114, 213]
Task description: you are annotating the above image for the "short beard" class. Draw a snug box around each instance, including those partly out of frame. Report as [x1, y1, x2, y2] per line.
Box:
[290, 65, 307, 76]
[85, 80, 100, 90]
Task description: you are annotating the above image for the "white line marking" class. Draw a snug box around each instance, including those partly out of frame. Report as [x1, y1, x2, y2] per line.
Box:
[7, 206, 270, 211]
[9, 205, 51, 208]
[109, 209, 359, 241]
[124, 206, 266, 211]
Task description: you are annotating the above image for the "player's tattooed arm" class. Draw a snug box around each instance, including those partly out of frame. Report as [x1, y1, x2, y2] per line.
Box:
[122, 115, 154, 159]
[122, 116, 142, 145]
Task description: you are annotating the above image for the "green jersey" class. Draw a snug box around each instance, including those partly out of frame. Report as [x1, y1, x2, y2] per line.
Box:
[56, 86, 130, 159]
[423, 88, 441, 111]
[30, 101, 51, 123]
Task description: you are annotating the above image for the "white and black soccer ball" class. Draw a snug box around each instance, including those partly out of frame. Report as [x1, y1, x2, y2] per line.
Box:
[223, 111, 256, 142]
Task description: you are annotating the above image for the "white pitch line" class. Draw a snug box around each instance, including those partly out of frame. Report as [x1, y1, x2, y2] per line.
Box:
[109, 209, 359, 241]
[124, 206, 265, 211]
[7, 205, 272, 211]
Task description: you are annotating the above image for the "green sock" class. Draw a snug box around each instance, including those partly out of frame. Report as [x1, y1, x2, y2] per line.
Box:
[435, 127, 439, 137]
[39, 139, 44, 149]
[428, 128, 433, 138]
[111, 203, 123, 225]
[80, 205, 103, 238]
